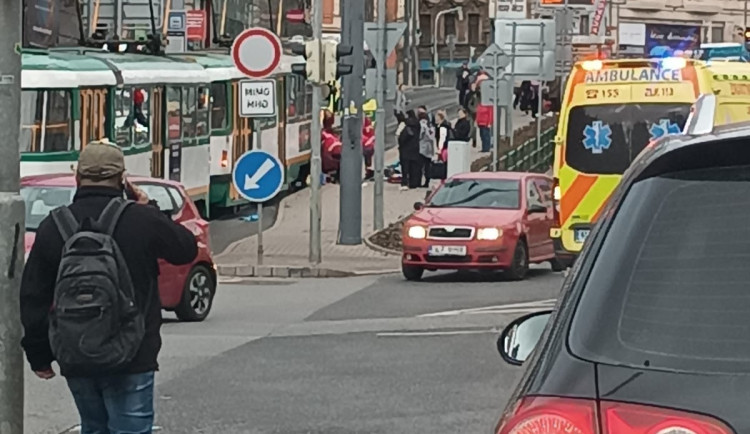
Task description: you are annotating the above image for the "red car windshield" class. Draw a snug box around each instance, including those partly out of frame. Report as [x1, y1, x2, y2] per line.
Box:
[21, 186, 75, 231]
[428, 179, 521, 209]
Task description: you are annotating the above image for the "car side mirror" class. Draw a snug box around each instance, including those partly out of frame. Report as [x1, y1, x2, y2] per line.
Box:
[413, 201, 424, 211]
[496, 310, 553, 366]
[527, 204, 547, 214]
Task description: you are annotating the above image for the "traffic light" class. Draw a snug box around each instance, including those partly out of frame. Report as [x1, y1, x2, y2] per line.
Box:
[322, 41, 354, 82]
[291, 40, 321, 83]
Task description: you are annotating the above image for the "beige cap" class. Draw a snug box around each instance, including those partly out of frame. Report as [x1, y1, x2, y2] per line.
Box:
[77, 140, 125, 180]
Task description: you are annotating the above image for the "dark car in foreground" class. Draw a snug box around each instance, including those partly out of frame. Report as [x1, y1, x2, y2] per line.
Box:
[492, 115, 750, 433]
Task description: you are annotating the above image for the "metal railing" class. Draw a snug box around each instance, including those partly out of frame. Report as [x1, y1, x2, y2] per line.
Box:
[478, 126, 556, 173]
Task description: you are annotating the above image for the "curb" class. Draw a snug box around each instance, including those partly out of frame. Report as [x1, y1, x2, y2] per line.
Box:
[363, 233, 402, 257]
[217, 264, 399, 279]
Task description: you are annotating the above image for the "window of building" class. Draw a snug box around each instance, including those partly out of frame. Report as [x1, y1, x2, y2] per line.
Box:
[579, 15, 589, 35]
[711, 26, 724, 43]
[210, 82, 228, 130]
[19, 90, 72, 153]
[468, 14, 481, 45]
[419, 14, 432, 44]
[444, 15, 456, 40]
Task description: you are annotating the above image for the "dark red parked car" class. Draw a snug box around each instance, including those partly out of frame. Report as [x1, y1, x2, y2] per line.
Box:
[21, 174, 217, 322]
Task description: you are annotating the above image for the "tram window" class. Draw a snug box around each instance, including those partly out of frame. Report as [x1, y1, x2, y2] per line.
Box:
[182, 87, 196, 139]
[287, 77, 299, 119]
[166, 86, 182, 140]
[19, 91, 44, 153]
[19, 90, 72, 153]
[115, 87, 150, 147]
[115, 89, 132, 146]
[196, 86, 209, 137]
[296, 78, 308, 117]
[209, 82, 227, 130]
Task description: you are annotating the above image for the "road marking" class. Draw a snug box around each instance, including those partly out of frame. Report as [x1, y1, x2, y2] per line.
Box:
[376, 330, 497, 337]
[417, 299, 557, 318]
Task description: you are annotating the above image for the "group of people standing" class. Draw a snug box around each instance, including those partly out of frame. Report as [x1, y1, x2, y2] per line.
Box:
[394, 99, 473, 190]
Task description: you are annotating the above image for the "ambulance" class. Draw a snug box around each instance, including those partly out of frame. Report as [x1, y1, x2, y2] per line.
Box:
[551, 57, 707, 266]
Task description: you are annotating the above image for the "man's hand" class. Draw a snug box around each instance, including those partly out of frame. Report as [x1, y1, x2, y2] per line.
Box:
[124, 177, 150, 205]
[34, 367, 56, 380]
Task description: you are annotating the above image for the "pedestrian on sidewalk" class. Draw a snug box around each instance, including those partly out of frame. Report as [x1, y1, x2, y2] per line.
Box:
[456, 62, 471, 107]
[418, 110, 436, 187]
[454, 108, 472, 142]
[398, 110, 422, 190]
[475, 102, 494, 153]
[20, 140, 198, 434]
[435, 110, 454, 162]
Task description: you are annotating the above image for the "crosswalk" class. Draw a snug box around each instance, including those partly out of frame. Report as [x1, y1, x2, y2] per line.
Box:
[417, 298, 557, 318]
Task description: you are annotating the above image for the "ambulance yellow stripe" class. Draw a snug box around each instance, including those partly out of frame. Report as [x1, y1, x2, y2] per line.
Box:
[572, 176, 621, 223]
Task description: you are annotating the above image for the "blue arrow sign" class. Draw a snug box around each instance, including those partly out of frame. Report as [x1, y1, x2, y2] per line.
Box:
[232, 150, 285, 203]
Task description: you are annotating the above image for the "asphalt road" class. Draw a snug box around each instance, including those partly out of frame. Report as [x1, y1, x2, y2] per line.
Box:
[153, 267, 563, 433]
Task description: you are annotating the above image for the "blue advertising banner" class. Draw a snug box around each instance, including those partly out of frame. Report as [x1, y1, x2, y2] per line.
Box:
[645, 24, 701, 57]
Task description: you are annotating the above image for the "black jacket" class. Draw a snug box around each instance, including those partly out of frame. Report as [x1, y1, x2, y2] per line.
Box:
[454, 118, 472, 141]
[20, 186, 198, 377]
[398, 117, 422, 161]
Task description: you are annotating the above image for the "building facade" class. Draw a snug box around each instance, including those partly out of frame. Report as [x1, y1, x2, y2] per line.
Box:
[614, 0, 748, 56]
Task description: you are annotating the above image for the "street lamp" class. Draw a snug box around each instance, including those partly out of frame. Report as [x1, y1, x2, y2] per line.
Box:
[432, 6, 463, 87]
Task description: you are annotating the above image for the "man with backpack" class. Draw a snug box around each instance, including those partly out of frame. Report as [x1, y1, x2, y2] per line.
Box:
[20, 140, 198, 433]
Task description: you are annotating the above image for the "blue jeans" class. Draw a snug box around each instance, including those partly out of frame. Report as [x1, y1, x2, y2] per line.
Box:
[479, 126, 492, 152]
[66, 371, 155, 434]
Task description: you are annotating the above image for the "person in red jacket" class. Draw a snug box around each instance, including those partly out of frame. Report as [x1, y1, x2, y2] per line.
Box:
[475, 103, 494, 153]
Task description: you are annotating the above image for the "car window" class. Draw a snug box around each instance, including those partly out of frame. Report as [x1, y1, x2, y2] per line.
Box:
[20, 186, 75, 231]
[166, 186, 184, 211]
[569, 165, 750, 374]
[138, 184, 175, 212]
[428, 178, 521, 209]
[535, 179, 553, 207]
[526, 180, 544, 208]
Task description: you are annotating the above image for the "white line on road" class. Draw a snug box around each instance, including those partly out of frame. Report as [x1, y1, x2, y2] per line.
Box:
[417, 299, 557, 318]
[376, 330, 497, 337]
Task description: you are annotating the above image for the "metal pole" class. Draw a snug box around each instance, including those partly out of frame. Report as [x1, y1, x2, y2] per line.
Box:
[403, 0, 412, 86]
[338, 0, 365, 245]
[254, 121, 264, 266]
[508, 23, 517, 153]
[309, 0, 323, 264]
[0, 0, 25, 428]
[373, 0, 386, 230]
[433, 12, 440, 87]
[536, 23, 544, 158]
[745, 0, 748, 29]
[491, 53, 499, 172]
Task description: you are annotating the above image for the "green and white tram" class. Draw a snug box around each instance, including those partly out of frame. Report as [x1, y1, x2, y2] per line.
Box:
[19, 47, 312, 215]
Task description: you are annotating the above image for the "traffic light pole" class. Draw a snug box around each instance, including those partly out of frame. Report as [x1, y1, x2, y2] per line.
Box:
[373, 0, 387, 230]
[0, 0, 26, 429]
[338, 0, 365, 245]
[308, 0, 323, 264]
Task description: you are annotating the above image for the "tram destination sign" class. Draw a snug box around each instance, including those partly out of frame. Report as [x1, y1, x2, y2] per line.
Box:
[239, 79, 277, 118]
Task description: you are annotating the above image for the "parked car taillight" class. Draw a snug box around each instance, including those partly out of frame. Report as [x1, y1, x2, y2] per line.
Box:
[496, 397, 731, 434]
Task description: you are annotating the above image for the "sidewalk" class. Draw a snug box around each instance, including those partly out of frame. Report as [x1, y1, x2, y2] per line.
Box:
[217, 110, 543, 278]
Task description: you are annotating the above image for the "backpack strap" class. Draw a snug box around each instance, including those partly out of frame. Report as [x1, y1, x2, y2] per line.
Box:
[96, 198, 134, 236]
[51, 207, 79, 242]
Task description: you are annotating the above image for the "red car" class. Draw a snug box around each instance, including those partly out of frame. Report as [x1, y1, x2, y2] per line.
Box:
[21, 174, 217, 322]
[401, 172, 564, 281]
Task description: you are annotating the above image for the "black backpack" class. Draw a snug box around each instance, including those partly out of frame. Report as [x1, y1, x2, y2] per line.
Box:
[49, 198, 146, 373]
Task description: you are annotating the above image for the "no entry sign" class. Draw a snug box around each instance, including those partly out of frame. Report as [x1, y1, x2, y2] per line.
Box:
[231, 27, 282, 79]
